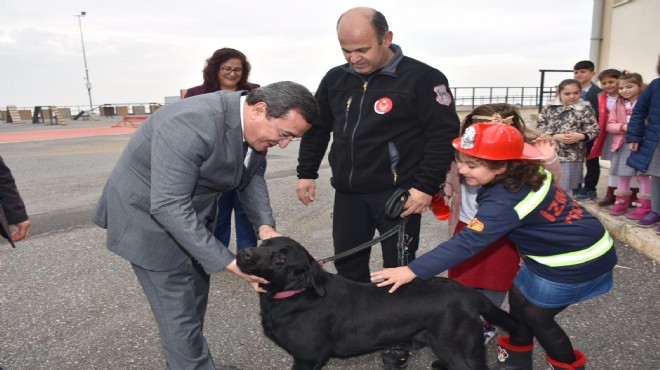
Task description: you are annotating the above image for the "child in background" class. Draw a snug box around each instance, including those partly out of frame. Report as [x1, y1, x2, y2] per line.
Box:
[589, 69, 625, 206]
[373, 123, 616, 370]
[441, 104, 560, 345]
[607, 73, 651, 218]
[537, 79, 599, 195]
[627, 56, 660, 230]
[573, 60, 603, 201]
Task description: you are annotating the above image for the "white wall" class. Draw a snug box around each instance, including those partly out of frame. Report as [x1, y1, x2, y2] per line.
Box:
[607, 0, 660, 81]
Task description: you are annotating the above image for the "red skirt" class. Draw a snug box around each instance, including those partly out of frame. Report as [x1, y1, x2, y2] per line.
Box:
[447, 221, 521, 291]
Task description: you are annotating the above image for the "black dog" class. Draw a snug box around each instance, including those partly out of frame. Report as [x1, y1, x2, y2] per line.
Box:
[236, 237, 517, 370]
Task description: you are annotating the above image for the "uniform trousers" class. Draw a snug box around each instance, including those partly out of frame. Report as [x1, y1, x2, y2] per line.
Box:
[332, 188, 421, 283]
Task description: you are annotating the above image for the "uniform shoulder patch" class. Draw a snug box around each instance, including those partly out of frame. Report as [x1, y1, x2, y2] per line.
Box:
[467, 218, 484, 232]
[434, 84, 452, 106]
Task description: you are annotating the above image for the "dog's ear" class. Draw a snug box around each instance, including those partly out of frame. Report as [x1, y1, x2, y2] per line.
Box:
[306, 253, 327, 297]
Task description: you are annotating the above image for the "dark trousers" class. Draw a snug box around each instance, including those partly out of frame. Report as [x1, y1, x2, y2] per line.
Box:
[583, 141, 600, 190]
[332, 189, 421, 283]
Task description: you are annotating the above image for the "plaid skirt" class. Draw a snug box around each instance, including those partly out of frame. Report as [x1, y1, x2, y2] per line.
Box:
[600, 134, 615, 160]
[559, 161, 583, 192]
[610, 145, 637, 176]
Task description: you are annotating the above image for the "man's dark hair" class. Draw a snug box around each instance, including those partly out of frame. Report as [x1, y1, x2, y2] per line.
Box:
[372, 10, 389, 44]
[337, 8, 389, 44]
[573, 60, 595, 72]
[246, 81, 319, 125]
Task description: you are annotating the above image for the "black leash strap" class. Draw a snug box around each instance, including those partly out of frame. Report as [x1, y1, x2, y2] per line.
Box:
[318, 189, 410, 265]
[318, 225, 400, 264]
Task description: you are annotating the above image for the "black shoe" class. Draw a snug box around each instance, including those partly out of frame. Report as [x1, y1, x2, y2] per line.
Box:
[381, 344, 410, 369]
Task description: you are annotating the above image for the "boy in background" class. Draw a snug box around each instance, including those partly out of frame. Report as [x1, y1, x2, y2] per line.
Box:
[573, 60, 603, 200]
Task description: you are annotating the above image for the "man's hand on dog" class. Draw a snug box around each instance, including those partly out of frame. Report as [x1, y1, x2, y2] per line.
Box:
[225, 260, 269, 293]
[258, 225, 281, 240]
[371, 266, 417, 293]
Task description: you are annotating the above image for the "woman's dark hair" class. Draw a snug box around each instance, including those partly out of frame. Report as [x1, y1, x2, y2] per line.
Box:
[202, 48, 252, 91]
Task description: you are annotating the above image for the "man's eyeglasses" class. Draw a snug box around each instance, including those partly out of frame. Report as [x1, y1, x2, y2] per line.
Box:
[220, 66, 243, 74]
[273, 120, 301, 142]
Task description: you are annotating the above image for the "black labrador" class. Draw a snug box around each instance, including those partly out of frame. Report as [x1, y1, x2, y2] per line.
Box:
[236, 236, 517, 370]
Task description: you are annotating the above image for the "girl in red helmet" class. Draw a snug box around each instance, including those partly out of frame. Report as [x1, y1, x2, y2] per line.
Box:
[435, 104, 562, 346]
[372, 122, 617, 370]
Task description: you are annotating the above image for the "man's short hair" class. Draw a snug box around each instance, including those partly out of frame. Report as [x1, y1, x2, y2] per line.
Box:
[246, 81, 319, 125]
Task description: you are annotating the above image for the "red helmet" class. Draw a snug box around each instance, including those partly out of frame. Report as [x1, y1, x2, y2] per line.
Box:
[452, 122, 544, 160]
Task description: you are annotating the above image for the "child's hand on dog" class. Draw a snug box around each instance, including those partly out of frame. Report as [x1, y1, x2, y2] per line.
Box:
[371, 267, 417, 293]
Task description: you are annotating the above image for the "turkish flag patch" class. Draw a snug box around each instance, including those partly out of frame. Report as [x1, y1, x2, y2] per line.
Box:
[374, 97, 393, 114]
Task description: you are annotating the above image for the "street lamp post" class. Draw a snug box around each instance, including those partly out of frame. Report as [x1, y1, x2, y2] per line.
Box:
[74, 11, 93, 113]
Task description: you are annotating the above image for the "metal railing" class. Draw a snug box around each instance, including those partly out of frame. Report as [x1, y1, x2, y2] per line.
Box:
[451, 86, 558, 109]
[3, 87, 562, 121]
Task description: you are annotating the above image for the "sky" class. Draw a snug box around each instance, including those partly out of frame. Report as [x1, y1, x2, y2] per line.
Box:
[0, 0, 595, 109]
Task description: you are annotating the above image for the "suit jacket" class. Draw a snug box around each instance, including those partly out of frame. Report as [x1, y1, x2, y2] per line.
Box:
[0, 156, 29, 248]
[93, 91, 274, 273]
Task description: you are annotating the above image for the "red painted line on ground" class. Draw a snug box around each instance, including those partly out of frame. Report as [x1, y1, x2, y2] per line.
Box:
[0, 126, 138, 143]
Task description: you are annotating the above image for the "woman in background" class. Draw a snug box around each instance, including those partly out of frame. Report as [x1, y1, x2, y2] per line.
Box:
[185, 48, 265, 252]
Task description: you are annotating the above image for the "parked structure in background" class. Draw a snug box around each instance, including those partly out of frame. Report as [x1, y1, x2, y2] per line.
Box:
[1, 86, 563, 123]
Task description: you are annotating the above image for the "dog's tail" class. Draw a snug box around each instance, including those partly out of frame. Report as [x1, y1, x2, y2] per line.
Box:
[477, 294, 518, 334]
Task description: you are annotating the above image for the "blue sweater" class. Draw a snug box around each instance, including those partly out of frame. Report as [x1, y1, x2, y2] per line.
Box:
[409, 173, 617, 283]
[626, 78, 660, 172]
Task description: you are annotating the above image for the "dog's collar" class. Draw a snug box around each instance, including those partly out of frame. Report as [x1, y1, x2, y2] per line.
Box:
[272, 288, 306, 299]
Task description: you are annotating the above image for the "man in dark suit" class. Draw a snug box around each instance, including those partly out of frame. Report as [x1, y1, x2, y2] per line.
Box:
[0, 155, 31, 247]
[93, 81, 318, 370]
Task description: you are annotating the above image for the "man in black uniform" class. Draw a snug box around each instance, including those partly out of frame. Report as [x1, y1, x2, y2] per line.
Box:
[295, 7, 460, 369]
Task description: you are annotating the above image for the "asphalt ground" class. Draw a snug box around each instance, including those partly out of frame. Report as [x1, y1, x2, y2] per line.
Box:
[0, 118, 658, 369]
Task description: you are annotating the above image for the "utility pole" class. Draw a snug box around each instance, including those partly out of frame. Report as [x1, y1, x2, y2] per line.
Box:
[74, 11, 93, 113]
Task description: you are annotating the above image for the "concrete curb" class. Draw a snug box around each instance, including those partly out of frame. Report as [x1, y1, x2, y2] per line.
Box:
[583, 201, 660, 263]
[585, 160, 660, 263]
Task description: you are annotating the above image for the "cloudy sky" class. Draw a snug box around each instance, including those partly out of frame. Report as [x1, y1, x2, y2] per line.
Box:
[1, 0, 594, 109]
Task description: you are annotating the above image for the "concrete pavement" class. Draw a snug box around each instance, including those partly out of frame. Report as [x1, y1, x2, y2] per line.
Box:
[1, 117, 659, 369]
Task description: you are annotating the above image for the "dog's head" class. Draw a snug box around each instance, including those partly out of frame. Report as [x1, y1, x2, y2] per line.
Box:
[236, 236, 327, 297]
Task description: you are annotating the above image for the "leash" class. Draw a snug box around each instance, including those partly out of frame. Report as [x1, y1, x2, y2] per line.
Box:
[318, 189, 411, 265]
